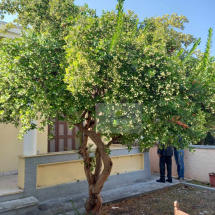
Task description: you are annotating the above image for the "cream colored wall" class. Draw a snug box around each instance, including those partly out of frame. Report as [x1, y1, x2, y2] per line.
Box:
[37, 159, 85, 188]
[18, 157, 25, 189]
[150, 146, 215, 182]
[183, 148, 215, 182]
[36, 153, 144, 188]
[0, 123, 48, 173]
[0, 124, 23, 173]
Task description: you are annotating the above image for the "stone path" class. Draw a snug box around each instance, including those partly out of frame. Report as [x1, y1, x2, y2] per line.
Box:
[0, 174, 23, 197]
[36, 173, 181, 215]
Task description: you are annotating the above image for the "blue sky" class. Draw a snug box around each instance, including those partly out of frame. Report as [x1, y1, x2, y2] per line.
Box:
[3, 0, 215, 56]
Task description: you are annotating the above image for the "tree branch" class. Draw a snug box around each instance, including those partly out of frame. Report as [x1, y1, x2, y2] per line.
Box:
[107, 135, 121, 147]
[81, 110, 87, 119]
[76, 126, 113, 194]
[84, 111, 92, 129]
[78, 132, 93, 185]
[78, 116, 94, 184]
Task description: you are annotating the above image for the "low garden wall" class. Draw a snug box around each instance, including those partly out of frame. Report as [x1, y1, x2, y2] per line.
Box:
[150, 145, 215, 182]
[18, 147, 151, 202]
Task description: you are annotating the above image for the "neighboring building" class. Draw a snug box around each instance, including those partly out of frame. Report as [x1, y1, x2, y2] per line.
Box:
[0, 21, 22, 39]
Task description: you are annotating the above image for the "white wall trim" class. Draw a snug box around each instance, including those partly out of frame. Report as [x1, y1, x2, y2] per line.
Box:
[190, 145, 215, 149]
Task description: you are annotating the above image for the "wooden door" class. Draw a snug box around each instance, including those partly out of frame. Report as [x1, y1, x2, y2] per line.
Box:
[48, 118, 81, 152]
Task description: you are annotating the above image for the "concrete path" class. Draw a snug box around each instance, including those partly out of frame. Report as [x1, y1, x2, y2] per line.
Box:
[100, 173, 180, 204]
[0, 174, 23, 197]
[37, 173, 181, 215]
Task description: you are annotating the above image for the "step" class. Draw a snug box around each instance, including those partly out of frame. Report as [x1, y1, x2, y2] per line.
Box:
[0, 190, 24, 203]
[36, 194, 87, 215]
[0, 174, 23, 203]
[0, 196, 39, 215]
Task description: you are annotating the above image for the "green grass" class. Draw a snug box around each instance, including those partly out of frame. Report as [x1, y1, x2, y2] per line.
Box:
[187, 180, 212, 187]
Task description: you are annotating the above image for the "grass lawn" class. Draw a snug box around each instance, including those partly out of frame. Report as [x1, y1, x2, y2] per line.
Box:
[187, 180, 212, 188]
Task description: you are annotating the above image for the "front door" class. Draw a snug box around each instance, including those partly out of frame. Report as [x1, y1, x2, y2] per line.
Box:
[48, 118, 81, 152]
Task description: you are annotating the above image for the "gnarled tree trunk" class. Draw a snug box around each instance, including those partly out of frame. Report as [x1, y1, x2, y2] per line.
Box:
[77, 115, 115, 214]
[85, 192, 102, 214]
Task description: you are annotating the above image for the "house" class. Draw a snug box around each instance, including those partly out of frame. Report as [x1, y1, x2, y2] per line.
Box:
[0, 21, 32, 176]
[0, 21, 83, 174]
[0, 21, 151, 214]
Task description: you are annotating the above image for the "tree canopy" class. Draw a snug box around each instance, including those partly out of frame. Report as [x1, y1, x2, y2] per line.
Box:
[0, 0, 215, 213]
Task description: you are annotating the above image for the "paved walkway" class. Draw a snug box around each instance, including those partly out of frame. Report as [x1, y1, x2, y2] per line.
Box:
[36, 173, 181, 215]
[101, 173, 180, 204]
[0, 174, 22, 196]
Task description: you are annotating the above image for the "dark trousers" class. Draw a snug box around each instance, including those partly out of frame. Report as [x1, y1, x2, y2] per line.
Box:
[159, 155, 172, 180]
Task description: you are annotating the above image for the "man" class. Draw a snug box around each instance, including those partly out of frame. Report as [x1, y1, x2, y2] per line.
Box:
[174, 136, 184, 181]
[156, 142, 173, 183]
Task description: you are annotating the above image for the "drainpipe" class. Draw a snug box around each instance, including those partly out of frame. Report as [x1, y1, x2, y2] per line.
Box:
[23, 120, 37, 156]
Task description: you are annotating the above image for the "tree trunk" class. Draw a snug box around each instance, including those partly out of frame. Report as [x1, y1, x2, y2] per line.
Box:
[77, 124, 113, 215]
[84, 145, 112, 214]
[76, 113, 120, 215]
[85, 193, 102, 215]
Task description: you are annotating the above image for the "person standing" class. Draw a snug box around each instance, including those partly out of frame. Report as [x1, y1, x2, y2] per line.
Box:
[174, 136, 185, 181]
[156, 143, 174, 183]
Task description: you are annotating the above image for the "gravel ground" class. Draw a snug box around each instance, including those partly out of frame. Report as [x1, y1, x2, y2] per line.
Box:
[100, 184, 215, 215]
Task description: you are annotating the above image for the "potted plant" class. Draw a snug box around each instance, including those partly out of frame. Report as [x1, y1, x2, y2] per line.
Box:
[209, 172, 215, 187]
